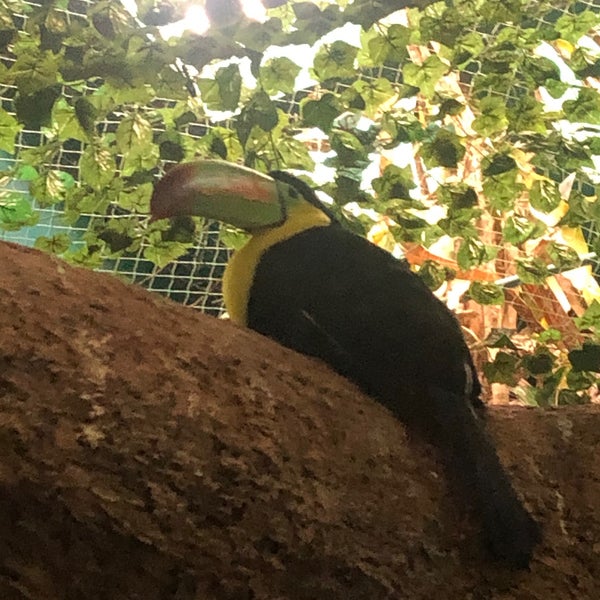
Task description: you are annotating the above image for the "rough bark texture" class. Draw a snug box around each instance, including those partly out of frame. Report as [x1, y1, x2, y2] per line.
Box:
[0, 240, 598, 600]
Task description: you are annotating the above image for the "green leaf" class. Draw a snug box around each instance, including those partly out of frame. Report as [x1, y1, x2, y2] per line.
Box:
[52, 100, 87, 142]
[521, 351, 554, 376]
[261, 57, 301, 95]
[568, 343, 600, 373]
[329, 130, 368, 168]
[342, 0, 403, 28]
[121, 143, 160, 177]
[420, 5, 471, 47]
[292, 2, 321, 20]
[482, 170, 523, 213]
[80, 145, 115, 187]
[98, 227, 134, 253]
[29, 170, 75, 206]
[402, 55, 447, 99]
[372, 164, 415, 201]
[507, 96, 546, 134]
[144, 239, 191, 268]
[380, 110, 423, 146]
[472, 96, 508, 137]
[525, 56, 561, 86]
[74, 97, 98, 136]
[457, 238, 497, 270]
[558, 190, 592, 227]
[388, 213, 430, 242]
[158, 130, 186, 162]
[483, 351, 519, 385]
[437, 207, 481, 238]
[0, 109, 20, 154]
[569, 47, 595, 74]
[137, 0, 182, 26]
[0, 9, 17, 52]
[566, 369, 597, 390]
[197, 78, 223, 110]
[438, 97, 465, 119]
[15, 164, 38, 181]
[11, 49, 59, 95]
[538, 329, 562, 343]
[323, 174, 361, 206]
[361, 24, 409, 66]
[529, 179, 562, 213]
[62, 246, 103, 269]
[14, 85, 62, 128]
[89, 0, 134, 39]
[313, 40, 358, 81]
[117, 182, 153, 213]
[482, 153, 516, 176]
[563, 88, 600, 125]
[274, 135, 315, 171]
[116, 113, 154, 153]
[219, 225, 249, 250]
[286, 4, 344, 42]
[452, 31, 485, 66]
[484, 330, 518, 350]
[125, 34, 175, 86]
[352, 78, 395, 119]
[575, 300, 600, 331]
[198, 63, 242, 112]
[544, 79, 570, 99]
[115, 113, 159, 176]
[236, 18, 288, 51]
[196, 126, 244, 162]
[235, 90, 278, 147]
[420, 128, 465, 168]
[101, 81, 154, 105]
[516, 257, 550, 284]
[437, 184, 477, 210]
[556, 11, 600, 43]
[65, 186, 111, 216]
[547, 242, 580, 271]
[469, 281, 505, 305]
[160, 216, 196, 245]
[34, 233, 72, 255]
[301, 93, 339, 133]
[0, 192, 39, 231]
[503, 215, 545, 244]
[418, 260, 447, 291]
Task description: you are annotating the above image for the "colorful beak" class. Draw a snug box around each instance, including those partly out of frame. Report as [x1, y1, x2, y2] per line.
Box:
[150, 160, 285, 230]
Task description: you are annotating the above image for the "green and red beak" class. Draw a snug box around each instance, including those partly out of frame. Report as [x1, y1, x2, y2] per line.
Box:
[150, 160, 287, 231]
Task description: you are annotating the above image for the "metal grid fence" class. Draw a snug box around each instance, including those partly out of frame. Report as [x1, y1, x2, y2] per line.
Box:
[1, 0, 599, 322]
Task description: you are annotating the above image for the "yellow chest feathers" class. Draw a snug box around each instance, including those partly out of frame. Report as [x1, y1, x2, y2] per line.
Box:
[222, 202, 331, 326]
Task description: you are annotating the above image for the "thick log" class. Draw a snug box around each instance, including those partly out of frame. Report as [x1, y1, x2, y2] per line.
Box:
[0, 240, 598, 599]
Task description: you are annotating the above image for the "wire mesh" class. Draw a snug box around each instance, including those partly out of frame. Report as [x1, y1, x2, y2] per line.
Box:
[1, 0, 599, 328]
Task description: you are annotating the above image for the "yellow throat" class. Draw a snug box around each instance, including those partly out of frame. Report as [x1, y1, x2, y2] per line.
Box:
[222, 201, 331, 326]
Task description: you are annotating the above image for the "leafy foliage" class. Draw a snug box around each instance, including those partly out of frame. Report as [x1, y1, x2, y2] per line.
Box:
[0, 0, 599, 404]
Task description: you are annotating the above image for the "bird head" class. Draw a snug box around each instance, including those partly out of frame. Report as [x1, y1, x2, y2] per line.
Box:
[150, 160, 335, 231]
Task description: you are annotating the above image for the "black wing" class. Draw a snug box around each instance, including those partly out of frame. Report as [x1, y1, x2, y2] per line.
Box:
[247, 224, 540, 568]
[247, 225, 479, 415]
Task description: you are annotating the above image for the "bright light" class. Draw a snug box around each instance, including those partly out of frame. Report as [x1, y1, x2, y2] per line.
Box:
[242, 0, 267, 22]
[120, 0, 137, 17]
[156, 4, 207, 38]
[155, 1, 267, 39]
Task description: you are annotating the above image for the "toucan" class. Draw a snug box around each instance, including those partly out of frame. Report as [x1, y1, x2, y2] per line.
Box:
[150, 159, 541, 569]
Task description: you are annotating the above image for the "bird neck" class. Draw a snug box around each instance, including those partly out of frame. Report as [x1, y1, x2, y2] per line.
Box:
[223, 201, 331, 326]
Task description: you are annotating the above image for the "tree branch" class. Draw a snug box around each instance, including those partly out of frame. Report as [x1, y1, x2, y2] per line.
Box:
[0, 241, 598, 599]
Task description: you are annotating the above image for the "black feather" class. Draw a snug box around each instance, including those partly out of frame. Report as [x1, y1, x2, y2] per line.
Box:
[247, 173, 540, 568]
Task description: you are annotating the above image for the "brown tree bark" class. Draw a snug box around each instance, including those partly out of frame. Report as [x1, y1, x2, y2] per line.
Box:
[0, 240, 598, 600]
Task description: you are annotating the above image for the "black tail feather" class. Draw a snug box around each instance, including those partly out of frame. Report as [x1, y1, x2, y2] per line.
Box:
[427, 387, 541, 569]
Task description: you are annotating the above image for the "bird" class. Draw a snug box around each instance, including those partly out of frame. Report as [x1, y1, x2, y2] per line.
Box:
[150, 159, 541, 569]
